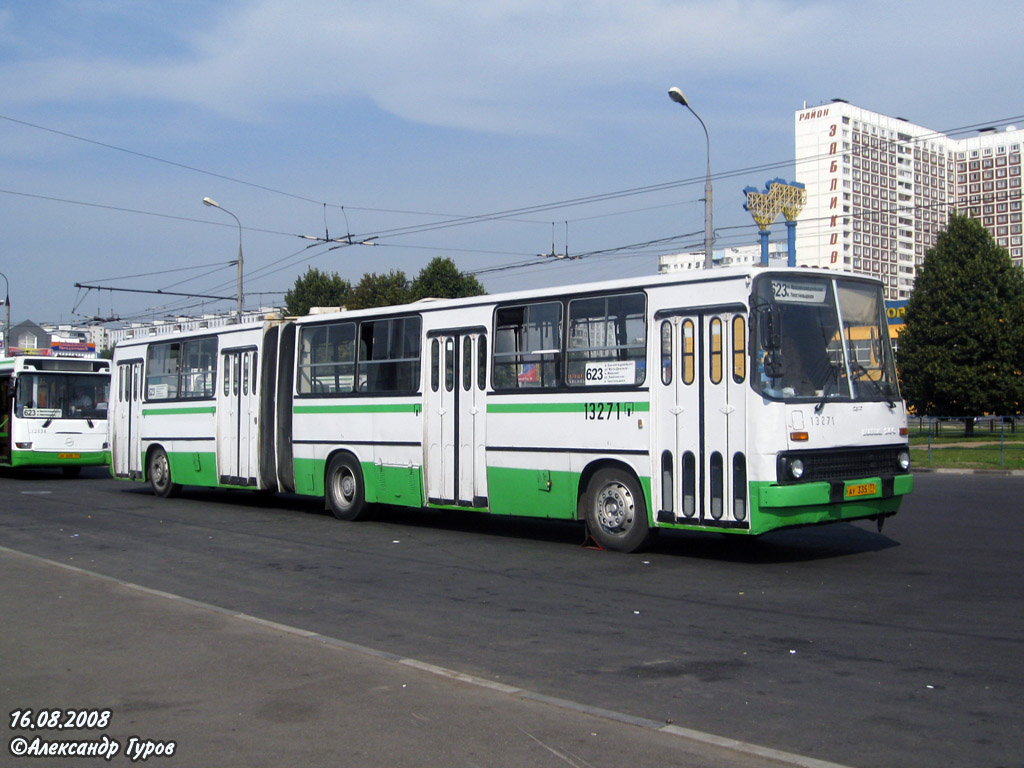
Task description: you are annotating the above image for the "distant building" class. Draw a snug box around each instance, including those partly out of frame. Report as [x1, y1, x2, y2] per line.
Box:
[42, 323, 108, 355]
[7, 320, 98, 358]
[658, 243, 787, 274]
[794, 100, 1023, 299]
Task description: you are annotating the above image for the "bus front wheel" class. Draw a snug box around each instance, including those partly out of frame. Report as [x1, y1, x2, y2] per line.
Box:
[326, 454, 370, 521]
[584, 468, 652, 553]
[148, 448, 181, 498]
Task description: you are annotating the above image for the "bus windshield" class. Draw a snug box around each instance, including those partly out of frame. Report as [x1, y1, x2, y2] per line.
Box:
[752, 274, 900, 404]
[15, 373, 110, 420]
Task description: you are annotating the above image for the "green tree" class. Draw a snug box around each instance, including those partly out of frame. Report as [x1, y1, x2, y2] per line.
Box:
[284, 267, 352, 316]
[347, 270, 410, 310]
[898, 214, 1024, 431]
[409, 257, 486, 301]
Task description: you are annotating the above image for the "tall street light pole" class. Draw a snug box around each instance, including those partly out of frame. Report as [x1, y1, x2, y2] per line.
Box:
[668, 87, 714, 269]
[202, 197, 244, 318]
[0, 271, 10, 357]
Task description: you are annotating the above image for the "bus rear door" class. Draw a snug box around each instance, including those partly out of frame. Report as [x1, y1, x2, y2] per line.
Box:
[425, 328, 488, 508]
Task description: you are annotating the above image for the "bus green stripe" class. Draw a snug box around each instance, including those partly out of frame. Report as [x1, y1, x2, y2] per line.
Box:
[142, 406, 217, 416]
[487, 401, 651, 414]
[294, 404, 422, 415]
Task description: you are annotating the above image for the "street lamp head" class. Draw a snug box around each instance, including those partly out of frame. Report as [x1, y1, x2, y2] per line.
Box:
[668, 87, 689, 107]
[202, 197, 220, 208]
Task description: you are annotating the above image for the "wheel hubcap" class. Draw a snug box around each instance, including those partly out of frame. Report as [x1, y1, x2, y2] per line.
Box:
[333, 468, 355, 507]
[340, 473, 355, 501]
[596, 483, 634, 533]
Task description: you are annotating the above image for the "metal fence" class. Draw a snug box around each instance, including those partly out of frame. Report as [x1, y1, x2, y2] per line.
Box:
[909, 416, 1023, 467]
[909, 416, 1022, 435]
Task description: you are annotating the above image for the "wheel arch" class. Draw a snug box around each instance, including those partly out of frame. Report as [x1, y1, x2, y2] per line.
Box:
[143, 442, 168, 484]
[575, 458, 651, 523]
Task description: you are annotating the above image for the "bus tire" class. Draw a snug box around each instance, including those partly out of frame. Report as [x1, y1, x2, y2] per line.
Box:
[325, 454, 370, 521]
[61, 466, 82, 478]
[148, 447, 181, 498]
[584, 468, 652, 553]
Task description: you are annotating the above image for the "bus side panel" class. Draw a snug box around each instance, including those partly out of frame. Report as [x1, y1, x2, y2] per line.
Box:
[287, 455, 420, 502]
[140, 407, 218, 487]
[485, 464, 577, 518]
[291, 455, 325, 498]
[484, 398, 652, 520]
[370, 402, 424, 507]
[365, 461, 425, 507]
[290, 403, 425, 508]
[163, 444, 219, 487]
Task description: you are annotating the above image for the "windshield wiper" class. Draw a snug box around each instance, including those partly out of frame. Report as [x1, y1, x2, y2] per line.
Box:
[849, 363, 896, 407]
[813, 364, 840, 414]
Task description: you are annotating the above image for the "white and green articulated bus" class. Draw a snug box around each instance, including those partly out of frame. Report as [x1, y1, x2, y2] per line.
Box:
[108, 267, 913, 552]
[0, 355, 111, 476]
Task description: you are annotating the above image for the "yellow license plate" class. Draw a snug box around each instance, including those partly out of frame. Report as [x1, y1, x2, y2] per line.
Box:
[845, 482, 878, 498]
[58, 453, 81, 460]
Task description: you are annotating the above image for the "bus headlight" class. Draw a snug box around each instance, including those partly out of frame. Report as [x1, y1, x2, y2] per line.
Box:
[898, 450, 911, 471]
[789, 458, 805, 480]
[16, 442, 32, 449]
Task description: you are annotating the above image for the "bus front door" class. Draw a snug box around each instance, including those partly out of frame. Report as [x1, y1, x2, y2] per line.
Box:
[702, 312, 749, 528]
[217, 347, 259, 487]
[424, 329, 488, 508]
[113, 360, 144, 479]
[654, 310, 749, 529]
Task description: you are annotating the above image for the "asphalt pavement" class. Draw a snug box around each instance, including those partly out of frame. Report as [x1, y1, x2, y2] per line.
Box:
[0, 546, 850, 768]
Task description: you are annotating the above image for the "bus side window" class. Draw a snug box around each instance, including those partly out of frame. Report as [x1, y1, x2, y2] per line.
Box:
[566, 292, 646, 387]
[477, 336, 487, 391]
[492, 302, 563, 390]
[682, 320, 695, 385]
[660, 321, 672, 385]
[462, 336, 472, 392]
[732, 315, 746, 383]
[430, 339, 440, 393]
[444, 337, 455, 392]
[147, 342, 181, 400]
[709, 318, 723, 385]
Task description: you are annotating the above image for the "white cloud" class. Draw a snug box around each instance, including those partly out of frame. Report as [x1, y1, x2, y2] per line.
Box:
[0, 0, 834, 133]
[1, 0, 1021, 138]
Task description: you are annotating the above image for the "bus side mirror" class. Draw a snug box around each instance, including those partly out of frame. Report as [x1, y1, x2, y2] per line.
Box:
[758, 307, 780, 351]
[763, 351, 784, 379]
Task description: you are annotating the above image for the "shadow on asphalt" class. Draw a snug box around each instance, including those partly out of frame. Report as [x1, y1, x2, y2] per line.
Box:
[0, 466, 112, 481]
[104, 475, 900, 565]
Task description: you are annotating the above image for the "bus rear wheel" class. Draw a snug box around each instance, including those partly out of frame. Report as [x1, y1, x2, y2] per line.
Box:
[148, 447, 181, 498]
[584, 468, 652, 553]
[326, 454, 370, 521]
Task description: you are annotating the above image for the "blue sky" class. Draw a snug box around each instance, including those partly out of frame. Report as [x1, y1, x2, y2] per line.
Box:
[1, 0, 1022, 325]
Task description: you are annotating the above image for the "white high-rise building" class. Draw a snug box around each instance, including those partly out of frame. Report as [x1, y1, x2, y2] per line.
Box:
[794, 100, 1023, 299]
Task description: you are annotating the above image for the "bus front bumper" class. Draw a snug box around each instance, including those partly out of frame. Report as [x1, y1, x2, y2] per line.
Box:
[749, 473, 913, 534]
